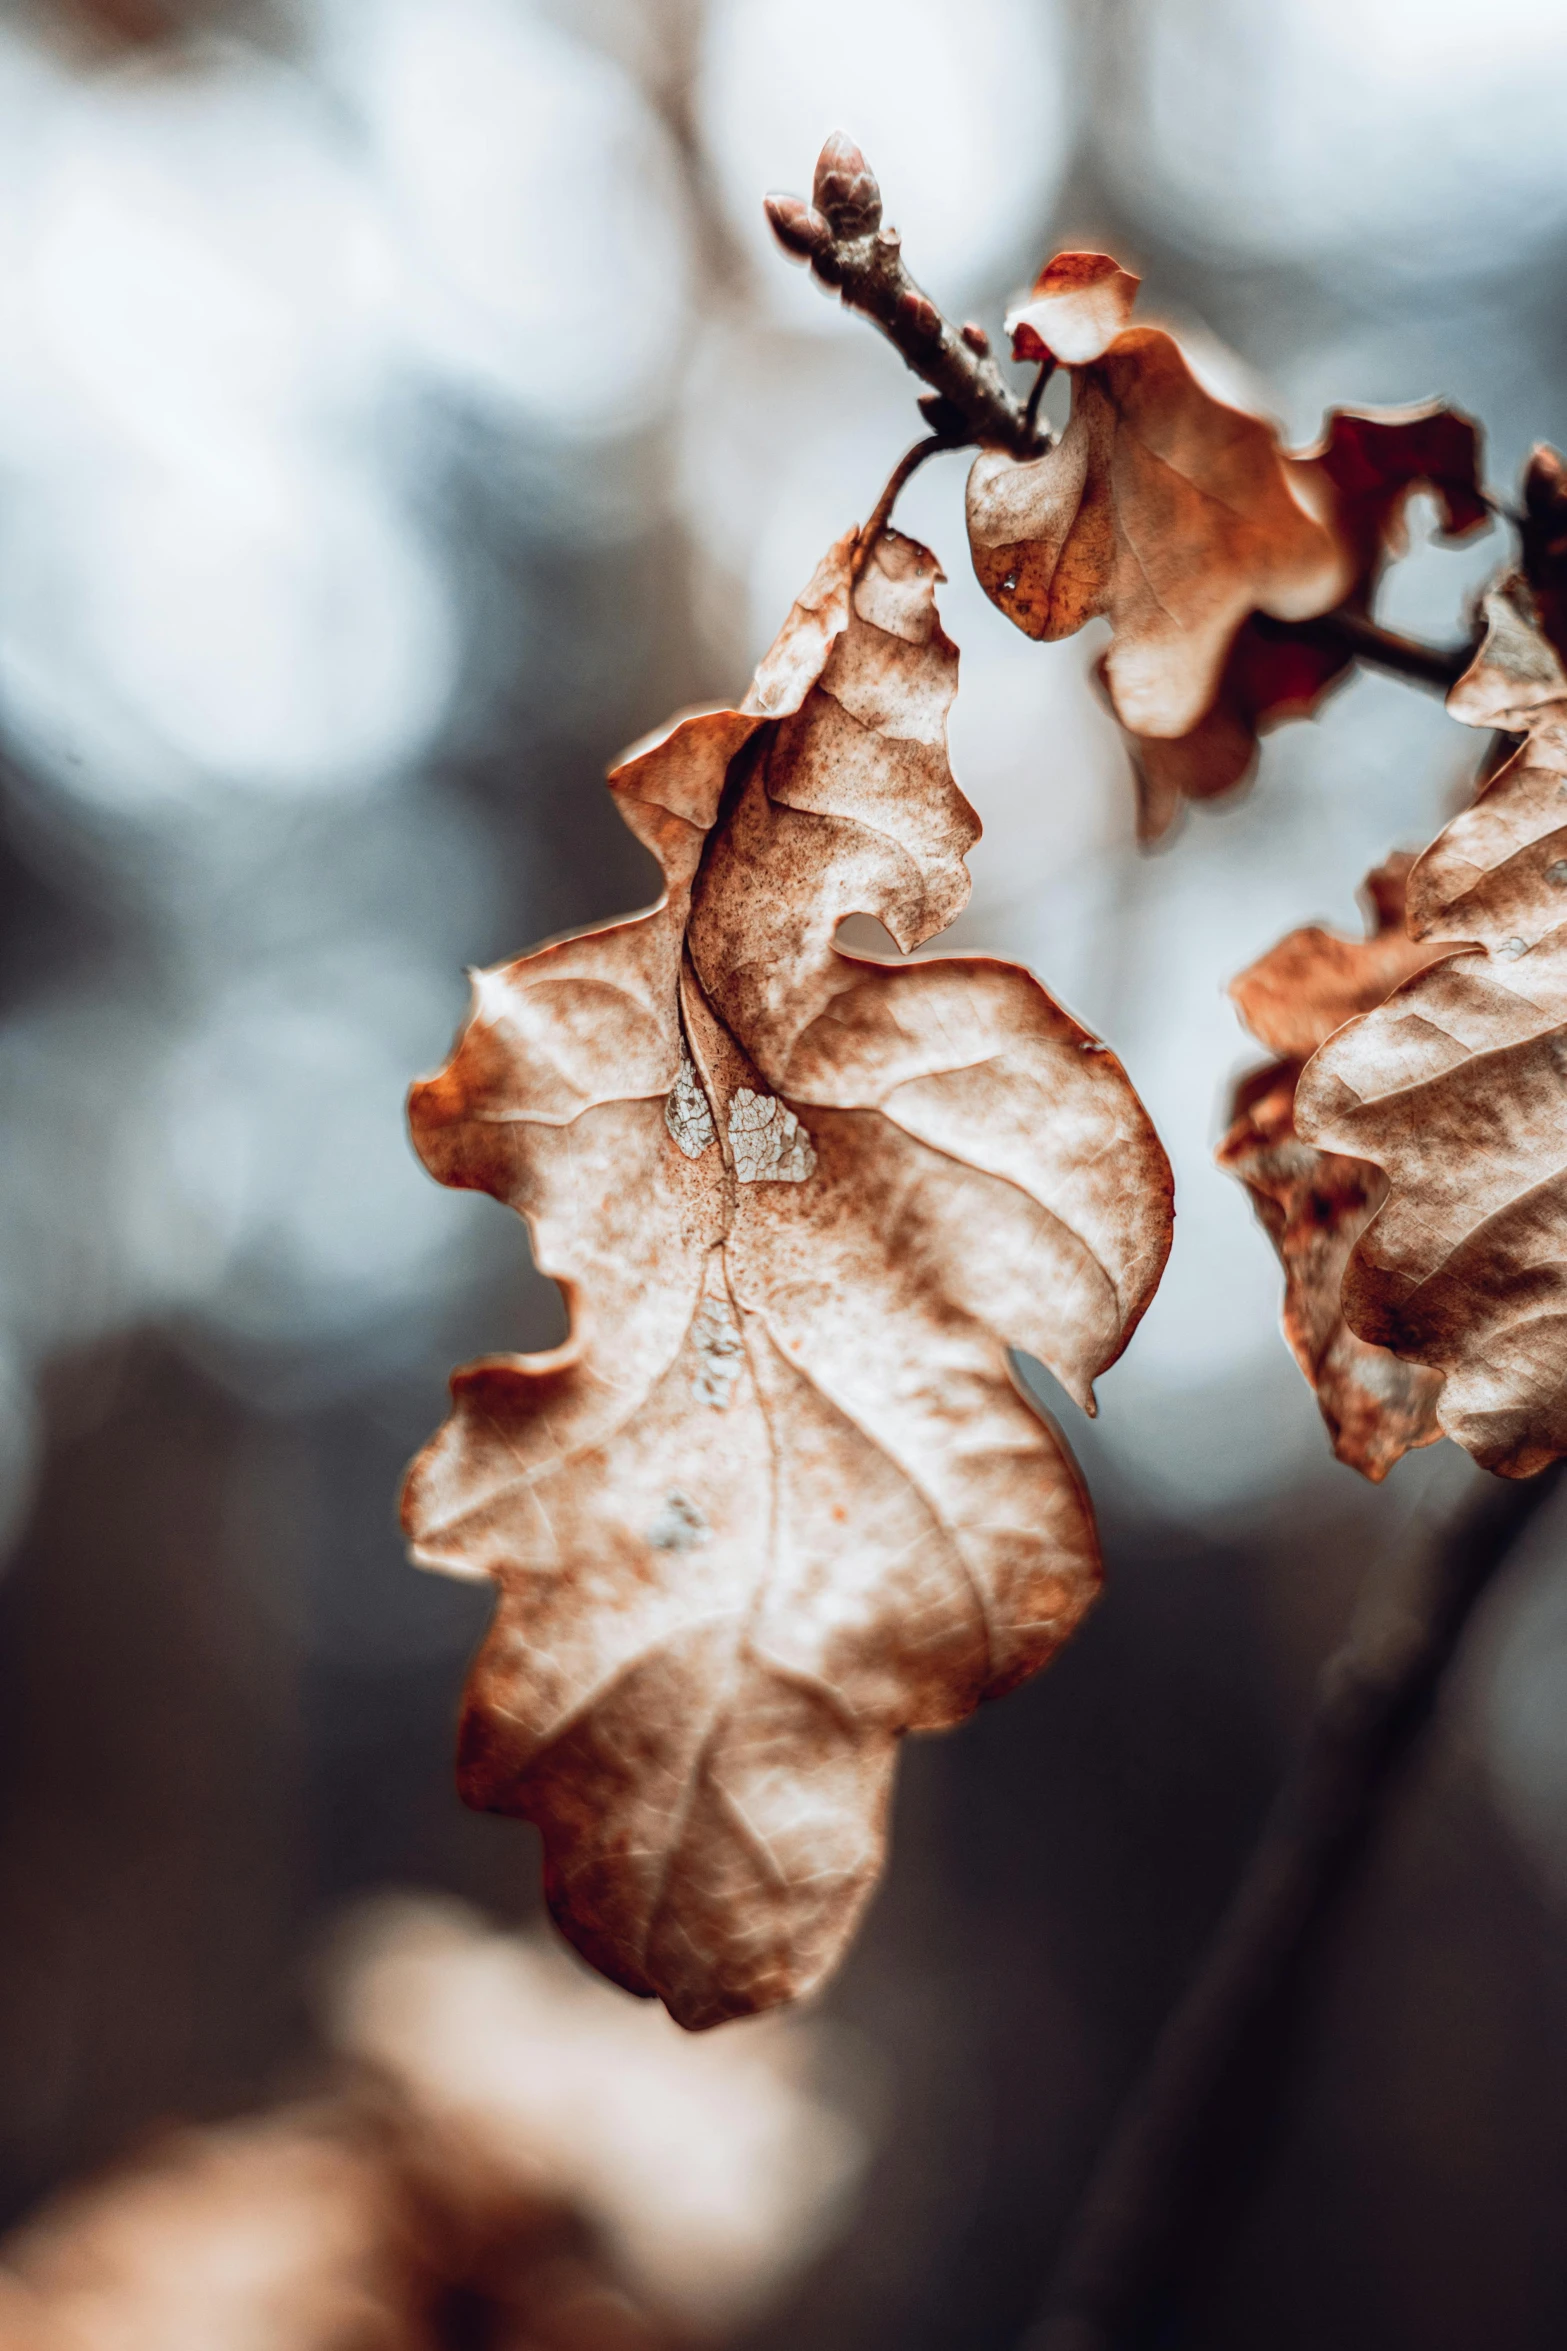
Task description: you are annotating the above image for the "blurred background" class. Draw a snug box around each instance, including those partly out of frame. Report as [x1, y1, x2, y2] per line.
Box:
[5, 0, 1567, 2343]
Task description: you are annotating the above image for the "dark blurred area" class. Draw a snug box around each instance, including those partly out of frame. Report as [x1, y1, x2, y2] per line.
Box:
[5, 0, 1567, 2344]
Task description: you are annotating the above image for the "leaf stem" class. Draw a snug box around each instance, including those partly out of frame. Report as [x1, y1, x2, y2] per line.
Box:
[1032, 1459, 1565, 2351]
[853, 433, 962, 578]
[1021, 358, 1055, 443]
[1250, 608, 1477, 694]
[765, 135, 1046, 458]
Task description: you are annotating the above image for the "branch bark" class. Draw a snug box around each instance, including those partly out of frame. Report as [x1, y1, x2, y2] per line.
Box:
[1034, 1458, 1565, 2351]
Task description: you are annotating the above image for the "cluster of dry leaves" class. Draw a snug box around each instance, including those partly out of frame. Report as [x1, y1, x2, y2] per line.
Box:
[968, 249, 1489, 838]
[970, 257, 1567, 1481]
[406, 177, 1567, 2031]
[0, 1902, 860, 2351]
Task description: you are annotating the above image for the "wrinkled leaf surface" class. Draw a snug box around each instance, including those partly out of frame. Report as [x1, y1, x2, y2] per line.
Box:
[1298, 580, 1567, 1476]
[404, 531, 1173, 2025]
[967, 267, 1351, 742]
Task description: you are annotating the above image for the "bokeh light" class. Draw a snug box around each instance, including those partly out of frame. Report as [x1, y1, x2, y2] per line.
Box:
[1096, 0, 1567, 280]
[5, 9, 1567, 2348]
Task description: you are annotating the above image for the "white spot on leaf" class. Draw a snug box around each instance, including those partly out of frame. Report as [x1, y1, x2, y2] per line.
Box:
[728, 1087, 815, 1183]
[692, 1293, 745, 1408]
[647, 1489, 710, 1552]
[665, 1049, 715, 1158]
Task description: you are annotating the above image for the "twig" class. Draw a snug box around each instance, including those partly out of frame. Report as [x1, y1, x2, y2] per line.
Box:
[770, 141, 1483, 695]
[1033, 1457, 1565, 2351]
[1252, 607, 1477, 694]
[852, 433, 962, 580]
[765, 134, 1046, 457]
[1021, 358, 1054, 443]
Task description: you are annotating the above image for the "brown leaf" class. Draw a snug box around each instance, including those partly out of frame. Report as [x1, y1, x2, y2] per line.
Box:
[1005, 252, 1141, 368]
[1319, 404, 1488, 567]
[1220, 858, 1450, 1480]
[967, 262, 1487, 840]
[966, 274, 1351, 741]
[1297, 578, 1567, 1476]
[1125, 404, 1488, 835]
[0, 2098, 683, 2351]
[327, 1900, 864, 2334]
[1229, 853, 1454, 1064]
[403, 528, 1173, 2027]
[1217, 1069, 1444, 1484]
[0, 2109, 427, 2351]
[1111, 624, 1347, 842]
[0, 1894, 859, 2351]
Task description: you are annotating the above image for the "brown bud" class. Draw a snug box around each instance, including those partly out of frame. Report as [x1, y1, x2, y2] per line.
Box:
[960, 320, 991, 355]
[898, 289, 941, 340]
[763, 192, 833, 264]
[812, 131, 881, 237]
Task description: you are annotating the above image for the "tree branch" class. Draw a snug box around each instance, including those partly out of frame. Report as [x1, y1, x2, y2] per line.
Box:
[768, 140, 1480, 698]
[765, 134, 1046, 458]
[1034, 1458, 1565, 2351]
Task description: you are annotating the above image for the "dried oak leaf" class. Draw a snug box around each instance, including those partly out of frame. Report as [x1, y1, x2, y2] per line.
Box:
[966, 259, 1487, 839]
[966, 259, 1351, 746]
[1297, 577, 1567, 1477]
[402, 529, 1173, 2029]
[1219, 856, 1451, 1481]
[1127, 404, 1489, 837]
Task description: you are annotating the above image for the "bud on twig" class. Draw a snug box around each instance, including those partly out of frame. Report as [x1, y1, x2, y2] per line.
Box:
[812, 131, 882, 238]
[763, 192, 833, 265]
[897, 289, 941, 341]
[760, 135, 1047, 457]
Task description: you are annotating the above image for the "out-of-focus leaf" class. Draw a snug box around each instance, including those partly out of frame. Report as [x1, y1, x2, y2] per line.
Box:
[0, 1895, 863, 2350]
[1220, 857, 1452, 1481]
[1298, 580, 1567, 1477]
[1127, 405, 1489, 835]
[0, 2108, 428, 2351]
[1229, 855, 1455, 1066]
[327, 1899, 865, 2335]
[403, 528, 1173, 2029]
